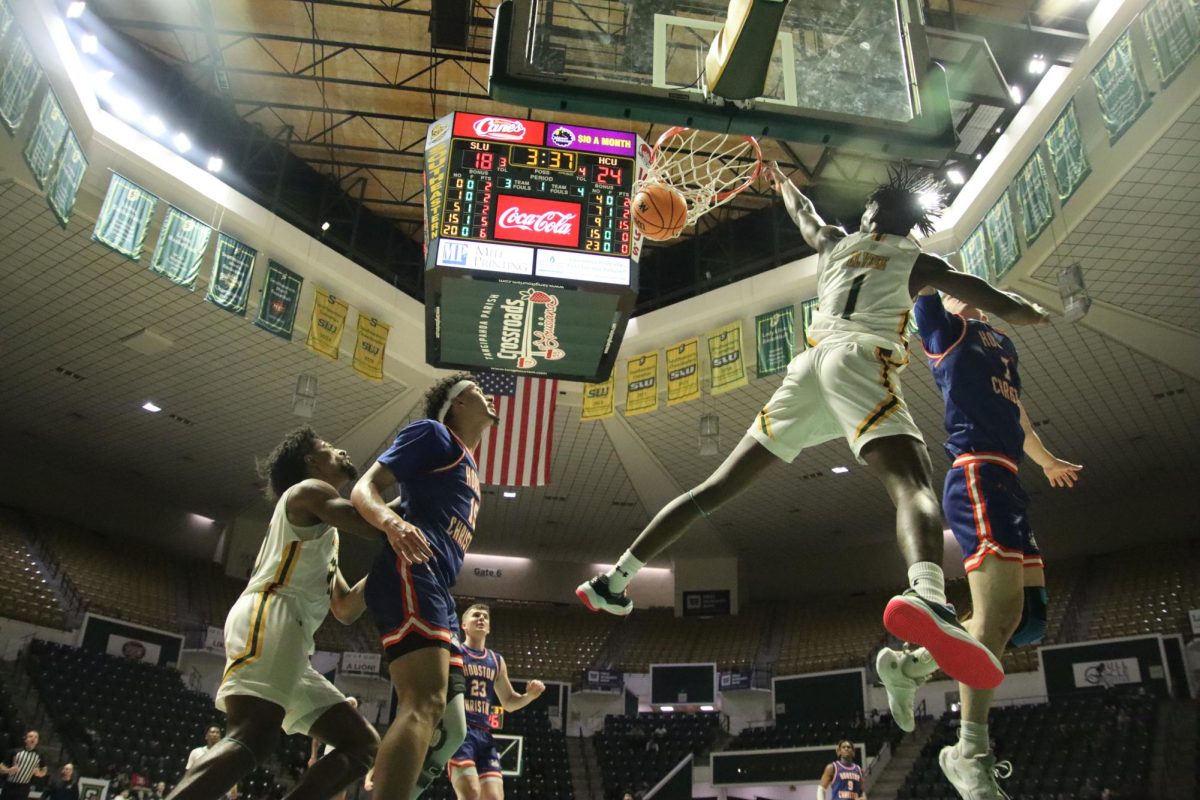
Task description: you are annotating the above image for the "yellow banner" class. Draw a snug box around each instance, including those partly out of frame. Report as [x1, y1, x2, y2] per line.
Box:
[706, 321, 748, 396]
[624, 352, 659, 416]
[353, 314, 390, 381]
[306, 287, 349, 360]
[581, 374, 615, 421]
[665, 337, 700, 406]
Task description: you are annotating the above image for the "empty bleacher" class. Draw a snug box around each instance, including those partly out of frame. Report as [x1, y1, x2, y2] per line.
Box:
[609, 603, 772, 674]
[471, 598, 620, 684]
[730, 717, 902, 759]
[1085, 541, 1200, 641]
[595, 712, 721, 800]
[0, 509, 67, 630]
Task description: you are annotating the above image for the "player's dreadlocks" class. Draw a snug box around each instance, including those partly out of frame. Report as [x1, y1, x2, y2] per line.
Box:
[867, 165, 947, 237]
[423, 371, 476, 421]
[258, 426, 319, 500]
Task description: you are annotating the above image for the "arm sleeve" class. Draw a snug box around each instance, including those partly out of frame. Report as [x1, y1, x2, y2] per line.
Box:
[913, 293, 963, 355]
[377, 419, 454, 483]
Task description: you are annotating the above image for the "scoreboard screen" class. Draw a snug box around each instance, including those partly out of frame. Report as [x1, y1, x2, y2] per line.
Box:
[424, 112, 646, 382]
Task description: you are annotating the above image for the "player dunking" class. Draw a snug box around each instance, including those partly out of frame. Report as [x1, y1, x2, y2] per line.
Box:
[449, 604, 545, 800]
[819, 741, 865, 800]
[351, 374, 498, 798]
[875, 290, 1080, 799]
[169, 428, 380, 800]
[579, 164, 1050, 690]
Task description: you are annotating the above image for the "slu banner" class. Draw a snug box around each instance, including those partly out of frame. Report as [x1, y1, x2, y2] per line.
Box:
[580, 374, 615, 421]
[1142, 0, 1200, 86]
[0, 33, 41, 132]
[624, 352, 658, 416]
[1013, 151, 1055, 246]
[80, 613, 183, 669]
[665, 338, 700, 406]
[959, 224, 991, 281]
[353, 315, 389, 381]
[49, 131, 86, 225]
[307, 288, 349, 360]
[720, 671, 754, 691]
[255, 260, 304, 340]
[1091, 31, 1152, 143]
[707, 321, 748, 396]
[206, 233, 256, 315]
[93, 174, 159, 260]
[149, 206, 212, 289]
[983, 193, 1020, 280]
[1045, 101, 1091, 203]
[23, 90, 69, 188]
[341, 651, 382, 676]
[799, 298, 819, 348]
[1040, 636, 1171, 698]
[755, 305, 795, 377]
[583, 669, 623, 692]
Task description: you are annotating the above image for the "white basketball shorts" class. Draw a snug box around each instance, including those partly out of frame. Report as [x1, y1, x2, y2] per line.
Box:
[216, 592, 346, 736]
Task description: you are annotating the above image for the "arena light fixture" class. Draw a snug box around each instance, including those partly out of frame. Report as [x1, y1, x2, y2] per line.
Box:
[320, 221, 331, 231]
[1027, 54, 1047, 75]
[660, 706, 675, 712]
[831, 466, 850, 474]
[67, 2, 87, 18]
[946, 168, 965, 186]
[141, 401, 162, 412]
[918, 191, 941, 209]
[502, 491, 517, 498]
[700, 705, 715, 711]
[80, 34, 98, 54]
[93, 69, 113, 85]
[172, 132, 191, 152]
[1009, 84, 1023, 103]
[207, 155, 224, 172]
[145, 115, 166, 136]
[190, 512, 216, 525]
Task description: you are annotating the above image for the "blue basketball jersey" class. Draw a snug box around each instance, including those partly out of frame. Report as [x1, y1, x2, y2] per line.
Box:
[828, 761, 863, 799]
[913, 294, 1024, 462]
[377, 419, 481, 589]
[462, 645, 502, 730]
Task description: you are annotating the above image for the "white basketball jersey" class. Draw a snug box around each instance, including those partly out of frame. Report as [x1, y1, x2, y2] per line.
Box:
[809, 231, 920, 351]
[241, 484, 339, 635]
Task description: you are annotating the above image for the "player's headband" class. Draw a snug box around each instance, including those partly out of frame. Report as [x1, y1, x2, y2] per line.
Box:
[436, 379, 475, 423]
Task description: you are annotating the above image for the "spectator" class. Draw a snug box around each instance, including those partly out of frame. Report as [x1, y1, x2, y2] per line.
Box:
[145, 782, 168, 800]
[185, 726, 237, 799]
[0, 730, 48, 800]
[44, 763, 79, 800]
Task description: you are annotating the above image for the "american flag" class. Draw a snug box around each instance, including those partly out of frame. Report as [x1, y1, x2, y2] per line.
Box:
[474, 372, 559, 486]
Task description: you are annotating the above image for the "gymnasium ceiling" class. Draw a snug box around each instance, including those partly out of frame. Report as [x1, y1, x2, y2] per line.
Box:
[0, 0, 1198, 584]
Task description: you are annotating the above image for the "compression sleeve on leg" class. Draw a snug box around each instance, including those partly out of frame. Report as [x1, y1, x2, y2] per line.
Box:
[411, 693, 467, 799]
[1009, 586, 1048, 647]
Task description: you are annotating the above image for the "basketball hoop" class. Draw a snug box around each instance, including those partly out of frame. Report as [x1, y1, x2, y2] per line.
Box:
[644, 127, 763, 226]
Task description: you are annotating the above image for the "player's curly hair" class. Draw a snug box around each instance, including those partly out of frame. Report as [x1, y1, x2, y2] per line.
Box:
[422, 371, 476, 422]
[257, 426, 319, 501]
[867, 165, 947, 237]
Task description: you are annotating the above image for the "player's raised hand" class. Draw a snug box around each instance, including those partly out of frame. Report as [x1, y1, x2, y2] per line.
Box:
[383, 514, 434, 563]
[1043, 458, 1082, 488]
[766, 161, 786, 192]
[527, 679, 546, 697]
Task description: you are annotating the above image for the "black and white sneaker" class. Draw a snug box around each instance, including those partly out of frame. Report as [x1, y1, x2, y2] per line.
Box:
[883, 590, 1003, 690]
[576, 574, 633, 616]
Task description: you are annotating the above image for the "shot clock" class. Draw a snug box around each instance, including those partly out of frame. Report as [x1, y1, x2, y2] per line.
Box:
[423, 112, 648, 382]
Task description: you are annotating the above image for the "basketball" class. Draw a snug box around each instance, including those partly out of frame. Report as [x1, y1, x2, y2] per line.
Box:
[632, 183, 688, 241]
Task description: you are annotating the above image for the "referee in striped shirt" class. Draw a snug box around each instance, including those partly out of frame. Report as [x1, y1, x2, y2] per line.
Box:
[1, 731, 48, 800]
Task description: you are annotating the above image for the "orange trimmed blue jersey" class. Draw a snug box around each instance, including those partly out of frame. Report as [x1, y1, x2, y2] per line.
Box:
[462, 645, 503, 730]
[828, 760, 863, 799]
[913, 294, 1024, 463]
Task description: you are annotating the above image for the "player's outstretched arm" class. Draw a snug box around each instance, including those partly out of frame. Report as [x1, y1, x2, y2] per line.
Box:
[1018, 400, 1082, 488]
[494, 657, 545, 712]
[914, 254, 1050, 326]
[330, 569, 367, 624]
[766, 162, 841, 253]
[817, 763, 834, 800]
[289, 479, 387, 540]
[351, 463, 434, 564]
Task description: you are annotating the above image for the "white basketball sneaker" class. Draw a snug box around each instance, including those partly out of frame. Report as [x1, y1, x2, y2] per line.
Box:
[939, 742, 1013, 800]
[875, 647, 926, 733]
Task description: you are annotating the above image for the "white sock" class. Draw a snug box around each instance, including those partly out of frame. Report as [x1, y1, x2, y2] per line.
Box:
[606, 550, 644, 593]
[901, 647, 939, 679]
[959, 720, 989, 758]
[908, 561, 947, 604]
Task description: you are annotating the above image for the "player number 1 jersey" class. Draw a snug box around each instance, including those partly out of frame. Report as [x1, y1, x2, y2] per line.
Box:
[810, 232, 920, 351]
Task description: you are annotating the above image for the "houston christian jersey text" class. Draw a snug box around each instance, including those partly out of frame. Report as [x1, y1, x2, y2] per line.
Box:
[828, 760, 863, 799]
[463, 645, 503, 729]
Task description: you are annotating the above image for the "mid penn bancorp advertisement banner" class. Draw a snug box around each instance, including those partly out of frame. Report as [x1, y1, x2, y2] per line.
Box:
[1040, 635, 1171, 698]
[81, 613, 183, 668]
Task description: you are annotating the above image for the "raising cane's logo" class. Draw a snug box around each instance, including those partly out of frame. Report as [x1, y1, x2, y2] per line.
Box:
[472, 116, 528, 141]
[497, 287, 566, 369]
[494, 195, 580, 247]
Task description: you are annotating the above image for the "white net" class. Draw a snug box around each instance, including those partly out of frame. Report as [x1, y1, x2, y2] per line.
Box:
[645, 127, 762, 225]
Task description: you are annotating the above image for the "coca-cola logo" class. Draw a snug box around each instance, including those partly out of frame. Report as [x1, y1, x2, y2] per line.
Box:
[472, 117, 528, 141]
[497, 207, 577, 235]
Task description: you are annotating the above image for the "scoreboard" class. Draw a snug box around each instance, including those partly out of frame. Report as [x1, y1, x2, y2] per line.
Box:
[423, 112, 647, 381]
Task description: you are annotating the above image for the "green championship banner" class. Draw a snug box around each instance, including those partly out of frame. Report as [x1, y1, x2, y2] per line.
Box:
[581, 374, 615, 421]
[48, 130, 86, 225]
[0, 0, 14, 43]
[1091, 31, 1152, 143]
[0, 33, 41, 132]
[206, 233, 256, 315]
[665, 338, 700, 406]
[93, 174, 159, 260]
[983, 193, 1020, 280]
[624, 352, 658, 417]
[799, 298, 819, 348]
[255, 260, 304, 340]
[307, 287, 349, 360]
[959, 224, 991, 282]
[1013, 151, 1055, 246]
[353, 315, 389, 381]
[22, 91, 68, 188]
[755, 305, 795, 377]
[149, 206, 212, 289]
[706, 321, 748, 396]
[1142, 0, 1200, 86]
[1044, 101, 1091, 204]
